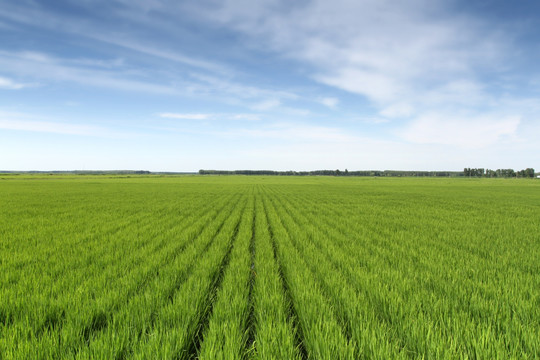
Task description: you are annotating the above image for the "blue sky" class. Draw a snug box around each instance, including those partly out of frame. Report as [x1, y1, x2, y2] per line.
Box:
[1, 0, 539, 171]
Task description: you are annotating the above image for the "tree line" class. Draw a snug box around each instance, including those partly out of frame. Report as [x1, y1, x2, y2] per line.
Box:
[463, 168, 536, 178]
[199, 169, 536, 177]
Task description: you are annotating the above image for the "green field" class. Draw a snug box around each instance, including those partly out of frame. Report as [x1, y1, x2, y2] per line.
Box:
[1, 175, 539, 359]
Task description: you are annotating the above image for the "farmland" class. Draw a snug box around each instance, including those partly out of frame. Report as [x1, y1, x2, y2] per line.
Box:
[0, 175, 539, 359]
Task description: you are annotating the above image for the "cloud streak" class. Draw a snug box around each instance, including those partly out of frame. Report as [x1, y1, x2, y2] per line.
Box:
[319, 97, 339, 108]
[0, 76, 32, 89]
[0, 111, 134, 138]
[159, 112, 263, 121]
[220, 122, 358, 143]
[159, 113, 212, 120]
[401, 114, 520, 148]
[0, 119, 105, 136]
[0, 51, 181, 95]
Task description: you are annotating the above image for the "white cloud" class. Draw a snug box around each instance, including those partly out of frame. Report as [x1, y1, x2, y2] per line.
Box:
[230, 113, 261, 121]
[189, 72, 298, 101]
[400, 113, 520, 148]
[251, 99, 281, 111]
[91, 35, 230, 74]
[281, 107, 311, 117]
[319, 97, 339, 108]
[421, 80, 489, 108]
[0, 51, 297, 105]
[0, 2, 307, 113]
[0, 76, 30, 90]
[0, 110, 135, 138]
[159, 113, 211, 120]
[0, 1, 230, 75]
[315, 68, 403, 104]
[0, 51, 180, 95]
[221, 122, 357, 143]
[158, 113, 263, 121]
[379, 102, 414, 118]
[360, 117, 390, 124]
[0, 119, 105, 136]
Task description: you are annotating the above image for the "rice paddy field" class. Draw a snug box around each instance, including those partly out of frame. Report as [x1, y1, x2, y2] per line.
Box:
[0, 175, 539, 359]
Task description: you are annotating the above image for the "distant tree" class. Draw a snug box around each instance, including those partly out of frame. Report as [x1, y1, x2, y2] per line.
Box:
[496, 169, 515, 178]
[464, 168, 485, 177]
[485, 169, 497, 178]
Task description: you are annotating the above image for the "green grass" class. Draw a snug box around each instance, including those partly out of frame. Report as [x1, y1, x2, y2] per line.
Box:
[1, 175, 539, 359]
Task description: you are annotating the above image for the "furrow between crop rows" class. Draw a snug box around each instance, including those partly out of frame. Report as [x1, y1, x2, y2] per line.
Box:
[262, 192, 355, 359]
[128, 194, 247, 360]
[267, 187, 408, 358]
[76, 193, 246, 359]
[74, 192, 241, 356]
[197, 191, 255, 359]
[250, 192, 300, 360]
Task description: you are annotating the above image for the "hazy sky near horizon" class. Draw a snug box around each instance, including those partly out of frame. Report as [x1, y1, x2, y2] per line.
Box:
[1, 0, 540, 171]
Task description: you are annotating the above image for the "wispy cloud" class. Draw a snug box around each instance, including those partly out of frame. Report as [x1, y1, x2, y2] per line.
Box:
[379, 102, 414, 118]
[91, 35, 231, 75]
[0, 2, 301, 107]
[360, 117, 391, 124]
[159, 112, 262, 121]
[189, 73, 298, 102]
[0, 2, 228, 74]
[251, 99, 281, 111]
[319, 97, 339, 108]
[0, 118, 105, 136]
[0, 48, 303, 112]
[159, 113, 212, 120]
[220, 122, 358, 142]
[0, 51, 181, 95]
[230, 114, 261, 121]
[0, 76, 32, 89]
[400, 113, 520, 148]
[0, 110, 133, 138]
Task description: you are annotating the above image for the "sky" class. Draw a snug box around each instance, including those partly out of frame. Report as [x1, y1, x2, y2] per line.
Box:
[1, 0, 540, 172]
